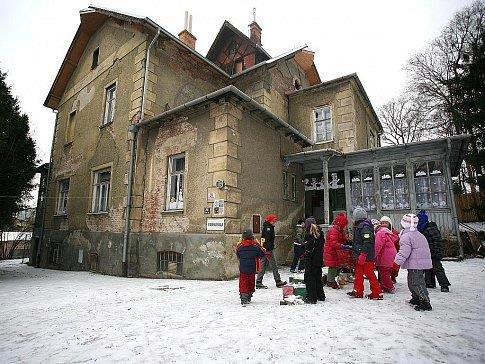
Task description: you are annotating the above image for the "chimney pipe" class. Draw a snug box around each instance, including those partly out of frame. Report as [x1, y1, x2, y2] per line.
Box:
[178, 11, 196, 50]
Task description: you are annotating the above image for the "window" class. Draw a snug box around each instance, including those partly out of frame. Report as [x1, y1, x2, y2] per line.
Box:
[314, 106, 332, 142]
[283, 171, 289, 200]
[91, 48, 99, 69]
[369, 129, 376, 148]
[380, 165, 410, 210]
[157, 251, 183, 275]
[92, 168, 111, 213]
[252, 215, 261, 234]
[103, 83, 116, 125]
[51, 243, 61, 265]
[66, 110, 76, 144]
[56, 179, 70, 215]
[234, 59, 243, 73]
[291, 174, 297, 202]
[293, 78, 301, 90]
[414, 161, 447, 209]
[167, 154, 185, 210]
[350, 169, 376, 211]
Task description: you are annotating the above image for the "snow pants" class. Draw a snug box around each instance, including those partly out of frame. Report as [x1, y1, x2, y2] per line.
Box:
[304, 266, 325, 302]
[290, 244, 305, 271]
[239, 272, 255, 294]
[327, 267, 341, 283]
[377, 266, 394, 291]
[425, 259, 450, 288]
[407, 269, 430, 303]
[256, 251, 282, 284]
[353, 261, 381, 296]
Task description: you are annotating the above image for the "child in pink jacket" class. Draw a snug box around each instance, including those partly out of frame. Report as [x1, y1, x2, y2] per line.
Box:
[375, 218, 398, 293]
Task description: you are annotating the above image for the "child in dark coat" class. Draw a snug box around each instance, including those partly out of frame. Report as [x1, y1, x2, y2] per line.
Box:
[236, 229, 266, 305]
[303, 217, 326, 304]
[290, 219, 306, 273]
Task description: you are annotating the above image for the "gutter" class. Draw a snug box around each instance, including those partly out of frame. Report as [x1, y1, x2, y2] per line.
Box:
[122, 29, 160, 277]
[134, 85, 313, 146]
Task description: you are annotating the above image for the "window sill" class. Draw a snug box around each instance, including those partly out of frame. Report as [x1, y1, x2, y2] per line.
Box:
[87, 212, 109, 216]
[314, 139, 334, 145]
[161, 209, 184, 215]
[53, 213, 68, 218]
[99, 121, 113, 129]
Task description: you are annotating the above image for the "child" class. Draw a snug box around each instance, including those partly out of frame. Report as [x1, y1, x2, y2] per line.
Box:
[256, 214, 287, 288]
[417, 210, 451, 292]
[236, 229, 266, 305]
[380, 216, 401, 282]
[324, 213, 349, 289]
[303, 217, 326, 304]
[394, 213, 433, 311]
[375, 218, 398, 293]
[290, 219, 305, 273]
[347, 207, 383, 299]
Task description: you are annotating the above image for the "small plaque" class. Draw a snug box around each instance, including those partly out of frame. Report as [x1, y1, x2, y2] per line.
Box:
[208, 191, 216, 199]
[204, 207, 211, 214]
[207, 218, 225, 231]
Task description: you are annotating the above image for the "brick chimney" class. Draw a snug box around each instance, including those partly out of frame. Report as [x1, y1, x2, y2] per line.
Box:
[249, 21, 262, 45]
[178, 12, 196, 50]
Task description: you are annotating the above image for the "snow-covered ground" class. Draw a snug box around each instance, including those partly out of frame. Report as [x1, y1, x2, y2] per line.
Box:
[0, 259, 484, 363]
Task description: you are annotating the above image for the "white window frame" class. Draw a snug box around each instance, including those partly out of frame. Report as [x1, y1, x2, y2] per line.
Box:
[313, 106, 333, 143]
[56, 179, 70, 215]
[291, 174, 297, 202]
[103, 82, 116, 126]
[283, 171, 289, 200]
[91, 168, 111, 213]
[166, 154, 185, 211]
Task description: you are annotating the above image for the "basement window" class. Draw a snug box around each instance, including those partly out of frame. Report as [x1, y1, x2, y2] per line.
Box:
[157, 251, 183, 275]
[91, 48, 99, 69]
[92, 168, 111, 213]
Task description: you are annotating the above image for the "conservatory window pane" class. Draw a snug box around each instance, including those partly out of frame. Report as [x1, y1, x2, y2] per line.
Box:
[380, 166, 394, 210]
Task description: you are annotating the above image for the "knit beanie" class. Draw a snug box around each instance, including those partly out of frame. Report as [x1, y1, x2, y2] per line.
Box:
[333, 213, 348, 228]
[304, 217, 316, 230]
[401, 213, 419, 231]
[416, 210, 428, 232]
[265, 214, 278, 224]
[352, 207, 367, 221]
[380, 215, 392, 229]
[241, 228, 254, 240]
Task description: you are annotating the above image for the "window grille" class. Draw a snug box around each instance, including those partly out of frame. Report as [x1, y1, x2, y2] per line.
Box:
[157, 251, 183, 275]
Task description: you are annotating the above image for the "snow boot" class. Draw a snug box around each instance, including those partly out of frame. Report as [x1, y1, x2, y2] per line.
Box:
[426, 284, 436, 289]
[408, 297, 420, 305]
[347, 291, 363, 298]
[366, 293, 384, 300]
[303, 297, 317, 304]
[276, 280, 287, 288]
[327, 281, 340, 289]
[441, 286, 449, 292]
[256, 282, 268, 289]
[414, 301, 432, 311]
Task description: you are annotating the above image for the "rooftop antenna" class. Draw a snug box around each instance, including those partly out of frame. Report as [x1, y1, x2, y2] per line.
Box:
[252, 7, 256, 22]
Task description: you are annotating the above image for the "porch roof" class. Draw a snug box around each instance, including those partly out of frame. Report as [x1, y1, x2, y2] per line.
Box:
[284, 135, 470, 176]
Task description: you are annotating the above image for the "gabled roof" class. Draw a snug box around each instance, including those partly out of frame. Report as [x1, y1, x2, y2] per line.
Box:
[206, 20, 271, 63]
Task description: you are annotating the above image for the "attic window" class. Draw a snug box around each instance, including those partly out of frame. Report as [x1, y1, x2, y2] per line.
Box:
[91, 48, 99, 70]
[234, 59, 244, 73]
[293, 78, 301, 90]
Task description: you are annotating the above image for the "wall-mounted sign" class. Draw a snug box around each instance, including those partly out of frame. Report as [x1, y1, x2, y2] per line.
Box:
[207, 218, 225, 231]
[204, 207, 211, 214]
[208, 191, 216, 200]
[213, 199, 225, 215]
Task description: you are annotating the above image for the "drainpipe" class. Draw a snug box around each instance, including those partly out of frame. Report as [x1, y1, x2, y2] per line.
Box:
[37, 110, 58, 267]
[122, 30, 160, 277]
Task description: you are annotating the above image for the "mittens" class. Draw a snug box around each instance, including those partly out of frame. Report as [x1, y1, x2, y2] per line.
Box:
[341, 244, 352, 250]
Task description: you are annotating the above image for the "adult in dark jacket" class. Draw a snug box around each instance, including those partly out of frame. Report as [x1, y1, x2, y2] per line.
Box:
[256, 214, 287, 289]
[347, 207, 382, 299]
[303, 217, 325, 304]
[236, 229, 266, 305]
[417, 210, 451, 292]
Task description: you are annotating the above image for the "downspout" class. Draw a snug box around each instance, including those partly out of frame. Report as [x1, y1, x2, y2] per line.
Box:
[122, 29, 160, 277]
[37, 110, 58, 267]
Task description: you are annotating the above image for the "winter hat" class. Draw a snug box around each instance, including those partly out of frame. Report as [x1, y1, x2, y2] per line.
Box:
[380, 216, 392, 229]
[416, 210, 428, 232]
[401, 213, 419, 231]
[304, 217, 317, 230]
[333, 213, 348, 228]
[352, 207, 367, 221]
[371, 219, 380, 230]
[265, 214, 278, 224]
[241, 229, 254, 240]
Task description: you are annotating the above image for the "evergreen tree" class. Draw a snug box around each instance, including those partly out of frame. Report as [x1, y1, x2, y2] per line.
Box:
[0, 70, 37, 230]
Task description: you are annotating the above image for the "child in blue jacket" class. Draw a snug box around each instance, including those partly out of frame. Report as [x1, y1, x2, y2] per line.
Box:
[236, 229, 266, 305]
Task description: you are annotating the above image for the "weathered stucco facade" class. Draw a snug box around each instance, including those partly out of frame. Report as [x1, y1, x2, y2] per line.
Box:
[35, 6, 471, 280]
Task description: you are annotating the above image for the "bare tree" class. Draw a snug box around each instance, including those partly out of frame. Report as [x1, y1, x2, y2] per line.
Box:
[378, 95, 431, 145]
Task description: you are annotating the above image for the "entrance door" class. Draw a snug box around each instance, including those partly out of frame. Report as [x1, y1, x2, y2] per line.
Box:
[329, 171, 346, 221]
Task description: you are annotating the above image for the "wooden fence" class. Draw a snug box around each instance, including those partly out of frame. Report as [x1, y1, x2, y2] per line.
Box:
[455, 191, 485, 223]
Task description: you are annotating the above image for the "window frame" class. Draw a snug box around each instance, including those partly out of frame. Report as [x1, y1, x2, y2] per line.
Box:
[414, 160, 448, 209]
[91, 47, 99, 70]
[313, 105, 333, 143]
[102, 82, 117, 126]
[91, 167, 111, 213]
[283, 171, 289, 200]
[379, 164, 410, 210]
[157, 251, 183, 276]
[350, 168, 377, 211]
[166, 153, 186, 211]
[291, 174, 297, 202]
[65, 110, 76, 145]
[56, 179, 70, 215]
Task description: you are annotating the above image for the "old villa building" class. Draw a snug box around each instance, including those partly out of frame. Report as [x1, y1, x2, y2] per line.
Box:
[33, 6, 468, 279]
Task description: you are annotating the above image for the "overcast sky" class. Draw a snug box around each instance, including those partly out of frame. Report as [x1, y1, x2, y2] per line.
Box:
[0, 0, 474, 165]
